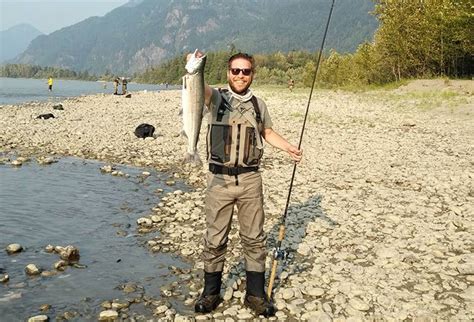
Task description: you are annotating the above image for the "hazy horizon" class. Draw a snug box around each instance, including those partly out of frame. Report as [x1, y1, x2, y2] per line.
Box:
[0, 0, 128, 34]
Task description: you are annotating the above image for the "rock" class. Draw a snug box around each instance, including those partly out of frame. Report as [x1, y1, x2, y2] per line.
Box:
[1, 274, 9, 283]
[41, 271, 58, 277]
[25, 264, 41, 275]
[306, 287, 325, 297]
[98, 310, 118, 321]
[459, 286, 474, 301]
[456, 262, 474, 275]
[27, 315, 49, 322]
[6, 243, 23, 254]
[137, 217, 153, 227]
[58, 245, 80, 263]
[54, 260, 68, 270]
[223, 287, 233, 301]
[44, 245, 55, 253]
[297, 243, 311, 256]
[348, 297, 370, 311]
[154, 305, 168, 314]
[39, 304, 51, 312]
[11, 160, 23, 166]
[282, 288, 295, 300]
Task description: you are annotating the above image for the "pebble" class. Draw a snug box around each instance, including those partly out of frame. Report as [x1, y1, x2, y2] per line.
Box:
[348, 297, 370, 311]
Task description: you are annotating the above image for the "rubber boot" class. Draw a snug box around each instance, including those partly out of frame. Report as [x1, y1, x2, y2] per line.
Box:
[244, 271, 276, 317]
[194, 271, 222, 313]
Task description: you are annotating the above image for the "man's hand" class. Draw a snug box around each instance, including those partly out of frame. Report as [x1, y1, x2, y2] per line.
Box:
[187, 49, 205, 62]
[287, 145, 303, 163]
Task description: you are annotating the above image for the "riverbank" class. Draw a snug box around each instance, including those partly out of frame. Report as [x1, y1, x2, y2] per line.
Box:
[1, 80, 473, 320]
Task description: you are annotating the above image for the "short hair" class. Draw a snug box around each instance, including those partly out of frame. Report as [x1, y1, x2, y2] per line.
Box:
[228, 52, 255, 71]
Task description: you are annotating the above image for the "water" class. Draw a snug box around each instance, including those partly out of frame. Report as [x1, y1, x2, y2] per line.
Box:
[0, 156, 190, 320]
[0, 77, 177, 105]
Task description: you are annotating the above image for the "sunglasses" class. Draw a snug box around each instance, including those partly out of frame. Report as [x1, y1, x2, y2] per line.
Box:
[229, 68, 252, 76]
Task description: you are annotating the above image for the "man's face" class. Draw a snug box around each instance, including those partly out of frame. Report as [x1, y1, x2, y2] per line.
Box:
[227, 57, 253, 94]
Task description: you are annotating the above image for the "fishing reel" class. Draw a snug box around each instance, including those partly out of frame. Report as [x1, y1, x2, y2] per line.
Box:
[272, 247, 288, 260]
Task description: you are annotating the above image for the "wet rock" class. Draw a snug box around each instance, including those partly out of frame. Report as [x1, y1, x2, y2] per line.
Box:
[41, 271, 58, 277]
[122, 283, 138, 294]
[27, 315, 49, 322]
[39, 304, 51, 312]
[37, 157, 57, 165]
[58, 246, 80, 263]
[137, 217, 153, 227]
[1, 274, 9, 283]
[98, 310, 118, 321]
[54, 260, 68, 271]
[11, 159, 23, 166]
[44, 244, 55, 253]
[6, 243, 23, 254]
[25, 264, 41, 275]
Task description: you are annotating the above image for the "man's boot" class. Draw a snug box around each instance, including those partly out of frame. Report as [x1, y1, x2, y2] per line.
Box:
[194, 271, 222, 313]
[244, 271, 276, 317]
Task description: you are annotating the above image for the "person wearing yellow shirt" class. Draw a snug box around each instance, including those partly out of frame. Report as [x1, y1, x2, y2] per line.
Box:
[47, 76, 53, 91]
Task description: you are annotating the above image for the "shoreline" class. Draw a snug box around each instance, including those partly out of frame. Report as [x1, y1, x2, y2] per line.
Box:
[1, 81, 473, 320]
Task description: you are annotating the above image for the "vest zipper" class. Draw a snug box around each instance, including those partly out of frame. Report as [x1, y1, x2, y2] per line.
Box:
[234, 124, 241, 186]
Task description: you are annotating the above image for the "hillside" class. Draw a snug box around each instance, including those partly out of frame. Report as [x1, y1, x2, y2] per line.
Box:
[15, 0, 377, 74]
[0, 24, 43, 63]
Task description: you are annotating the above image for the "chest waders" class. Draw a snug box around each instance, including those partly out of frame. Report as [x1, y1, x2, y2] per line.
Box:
[267, 0, 336, 299]
[207, 89, 263, 185]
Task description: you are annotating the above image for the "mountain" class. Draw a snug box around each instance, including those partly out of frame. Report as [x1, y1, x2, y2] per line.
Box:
[15, 0, 377, 74]
[0, 24, 43, 63]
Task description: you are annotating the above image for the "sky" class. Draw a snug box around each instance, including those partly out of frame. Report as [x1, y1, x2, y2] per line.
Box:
[0, 0, 129, 34]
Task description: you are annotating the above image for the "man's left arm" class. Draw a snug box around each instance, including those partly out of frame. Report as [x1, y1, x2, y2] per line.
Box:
[263, 128, 302, 162]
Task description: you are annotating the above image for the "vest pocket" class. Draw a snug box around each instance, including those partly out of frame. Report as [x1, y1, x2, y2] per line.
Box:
[210, 124, 232, 163]
[243, 127, 263, 166]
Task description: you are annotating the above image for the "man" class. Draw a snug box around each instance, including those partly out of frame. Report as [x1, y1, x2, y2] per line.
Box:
[113, 77, 120, 95]
[193, 51, 302, 317]
[121, 77, 128, 95]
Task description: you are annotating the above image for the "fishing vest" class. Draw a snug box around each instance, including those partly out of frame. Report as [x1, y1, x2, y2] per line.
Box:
[206, 89, 264, 168]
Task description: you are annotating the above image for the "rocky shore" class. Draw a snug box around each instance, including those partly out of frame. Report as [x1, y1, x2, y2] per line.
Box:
[1, 80, 473, 320]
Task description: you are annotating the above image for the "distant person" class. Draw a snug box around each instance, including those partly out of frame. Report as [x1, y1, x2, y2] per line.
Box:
[113, 78, 120, 95]
[288, 78, 295, 92]
[48, 76, 53, 92]
[121, 77, 128, 95]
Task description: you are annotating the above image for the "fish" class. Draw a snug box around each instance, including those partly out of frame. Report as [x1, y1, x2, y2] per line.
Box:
[181, 50, 206, 165]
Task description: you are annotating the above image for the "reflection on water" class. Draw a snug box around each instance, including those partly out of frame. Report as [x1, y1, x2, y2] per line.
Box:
[0, 157, 189, 320]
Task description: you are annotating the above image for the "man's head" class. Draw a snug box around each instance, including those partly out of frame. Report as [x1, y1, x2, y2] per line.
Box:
[227, 52, 254, 94]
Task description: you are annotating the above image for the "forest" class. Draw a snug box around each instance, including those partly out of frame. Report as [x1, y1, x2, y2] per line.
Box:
[136, 0, 472, 87]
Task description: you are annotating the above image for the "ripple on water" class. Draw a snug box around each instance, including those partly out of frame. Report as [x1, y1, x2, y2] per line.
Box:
[0, 157, 189, 320]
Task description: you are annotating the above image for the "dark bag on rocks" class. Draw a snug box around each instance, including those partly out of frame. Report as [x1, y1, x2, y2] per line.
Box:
[134, 123, 155, 138]
[37, 113, 55, 120]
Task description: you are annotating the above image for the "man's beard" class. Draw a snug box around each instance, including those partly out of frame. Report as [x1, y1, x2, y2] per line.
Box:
[229, 81, 251, 94]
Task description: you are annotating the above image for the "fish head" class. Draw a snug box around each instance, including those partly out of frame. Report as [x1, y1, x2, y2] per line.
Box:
[185, 50, 207, 74]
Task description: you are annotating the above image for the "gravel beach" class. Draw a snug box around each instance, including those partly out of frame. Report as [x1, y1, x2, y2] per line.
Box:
[1, 80, 473, 320]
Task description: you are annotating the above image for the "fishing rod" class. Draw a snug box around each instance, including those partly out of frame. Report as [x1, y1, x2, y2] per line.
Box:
[267, 0, 336, 299]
